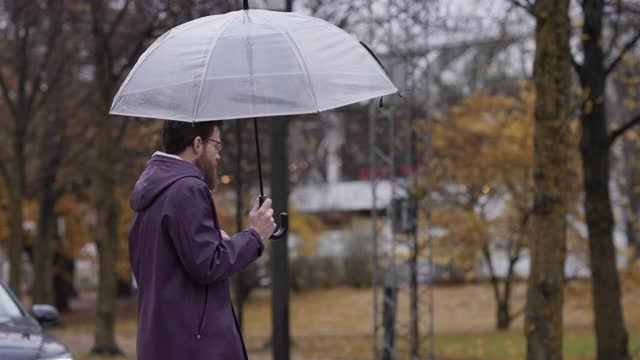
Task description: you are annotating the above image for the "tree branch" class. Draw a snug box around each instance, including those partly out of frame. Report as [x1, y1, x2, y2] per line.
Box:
[16, 17, 34, 110]
[619, 1, 640, 16]
[0, 72, 18, 119]
[32, 52, 74, 112]
[114, 12, 162, 83]
[59, 128, 97, 171]
[605, 30, 640, 75]
[507, 0, 535, 16]
[113, 117, 130, 147]
[0, 155, 11, 185]
[608, 114, 640, 147]
[107, 0, 132, 40]
[27, 2, 64, 112]
[605, 0, 624, 56]
[481, 244, 503, 303]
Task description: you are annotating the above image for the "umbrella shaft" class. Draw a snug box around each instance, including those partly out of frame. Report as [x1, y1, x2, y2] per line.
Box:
[254, 118, 265, 198]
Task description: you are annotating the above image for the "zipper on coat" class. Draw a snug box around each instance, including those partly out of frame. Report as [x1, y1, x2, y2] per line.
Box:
[196, 285, 209, 340]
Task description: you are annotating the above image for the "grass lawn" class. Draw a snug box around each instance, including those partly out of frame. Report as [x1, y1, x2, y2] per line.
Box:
[240, 323, 640, 360]
[431, 329, 640, 359]
[52, 277, 640, 359]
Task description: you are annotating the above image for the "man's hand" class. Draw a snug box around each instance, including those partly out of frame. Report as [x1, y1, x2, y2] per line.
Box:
[248, 197, 276, 241]
[220, 230, 230, 241]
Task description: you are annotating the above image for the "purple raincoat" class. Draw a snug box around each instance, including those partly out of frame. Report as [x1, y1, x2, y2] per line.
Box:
[128, 153, 264, 360]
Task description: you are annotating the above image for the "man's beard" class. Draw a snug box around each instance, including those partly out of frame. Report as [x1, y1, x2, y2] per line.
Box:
[195, 156, 218, 191]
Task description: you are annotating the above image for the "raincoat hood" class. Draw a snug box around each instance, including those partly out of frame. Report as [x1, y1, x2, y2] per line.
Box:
[130, 154, 206, 212]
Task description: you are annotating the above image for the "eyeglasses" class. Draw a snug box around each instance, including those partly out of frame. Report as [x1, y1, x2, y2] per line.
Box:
[207, 138, 223, 152]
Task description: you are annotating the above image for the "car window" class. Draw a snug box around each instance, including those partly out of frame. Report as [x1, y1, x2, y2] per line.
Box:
[0, 286, 23, 319]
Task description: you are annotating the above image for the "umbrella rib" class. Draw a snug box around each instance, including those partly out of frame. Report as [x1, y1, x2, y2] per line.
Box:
[282, 32, 319, 112]
[191, 14, 238, 122]
[111, 15, 230, 113]
[110, 30, 177, 113]
[331, 26, 397, 93]
[253, 12, 319, 112]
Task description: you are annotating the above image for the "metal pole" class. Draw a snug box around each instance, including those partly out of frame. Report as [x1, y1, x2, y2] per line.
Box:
[235, 121, 246, 331]
[271, 4, 292, 360]
[426, 113, 435, 360]
[422, 2, 435, 359]
[408, 100, 419, 360]
[270, 117, 290, 360]
[384, 0, 398, 358]
[367, 0, 381, 358]
[253, 118, 265, 198]
[369, 102, 379, 359]
[387, 111, 397, 360]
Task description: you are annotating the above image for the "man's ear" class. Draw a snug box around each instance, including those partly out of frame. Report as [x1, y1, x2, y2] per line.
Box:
[193, 136, 203, 155]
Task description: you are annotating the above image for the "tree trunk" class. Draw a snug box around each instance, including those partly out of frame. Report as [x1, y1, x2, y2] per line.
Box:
[484, 247, 508, 330]
[612, 88, 640, 264]
[623, 135, 640, 261]
[8, 109, 28, 296]
[525, 1, 571, 359]
[578, 1, 630, 359]
[33, 115, 64, 306]
[482, 243, 519, 331]
[497, 300, 511, 330]
[32, 183, 56, 306]
[7, 179, 24, 296]
[92, 110, 120, 354]
[93, 168, 120, 354]
[91, 1, 121, 353]
[580, 90, 630, 360]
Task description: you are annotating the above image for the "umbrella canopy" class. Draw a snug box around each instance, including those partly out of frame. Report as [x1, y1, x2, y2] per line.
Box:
[110, 7, 398, 239]
[109, 9, 397, 121]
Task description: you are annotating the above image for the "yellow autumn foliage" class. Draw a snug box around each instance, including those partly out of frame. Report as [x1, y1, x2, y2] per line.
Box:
[419, 82, 585, 274]
[55, 194, 94, 257]
[288, 207, 326, 258]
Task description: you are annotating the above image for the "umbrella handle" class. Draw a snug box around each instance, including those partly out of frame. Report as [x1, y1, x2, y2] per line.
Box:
[259, 195, 288, 240]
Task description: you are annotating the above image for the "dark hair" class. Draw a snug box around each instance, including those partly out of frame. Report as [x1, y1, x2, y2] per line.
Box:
[162, 120, 223, 154]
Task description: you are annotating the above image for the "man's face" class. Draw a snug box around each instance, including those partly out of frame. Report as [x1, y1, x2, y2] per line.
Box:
[195, 127, 222, 190]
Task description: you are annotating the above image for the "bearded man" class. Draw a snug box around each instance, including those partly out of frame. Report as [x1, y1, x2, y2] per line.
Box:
[128, 120, 275, 360]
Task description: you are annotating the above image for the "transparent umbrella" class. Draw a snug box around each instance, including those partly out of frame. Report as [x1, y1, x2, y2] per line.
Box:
[110, 2, 398, 238]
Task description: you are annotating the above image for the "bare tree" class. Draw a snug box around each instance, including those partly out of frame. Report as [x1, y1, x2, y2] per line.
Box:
[86, 0, 166, 353]
[0, 0, 70, 295]
[570, 1, 640, 358]
[525, 0, 572, 358]
[508, 1, 640, 358]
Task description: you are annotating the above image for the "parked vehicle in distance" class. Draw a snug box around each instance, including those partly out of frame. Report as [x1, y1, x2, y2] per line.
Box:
[0, 281, 73, 360]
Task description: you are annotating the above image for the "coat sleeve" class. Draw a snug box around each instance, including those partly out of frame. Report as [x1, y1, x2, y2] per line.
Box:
[166, 178, 264, 285]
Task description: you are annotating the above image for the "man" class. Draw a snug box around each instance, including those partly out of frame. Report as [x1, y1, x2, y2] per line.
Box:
[128, 120, 275, 360]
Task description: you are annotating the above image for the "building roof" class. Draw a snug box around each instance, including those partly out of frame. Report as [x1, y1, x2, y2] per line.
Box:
[290, 180, 407, 213]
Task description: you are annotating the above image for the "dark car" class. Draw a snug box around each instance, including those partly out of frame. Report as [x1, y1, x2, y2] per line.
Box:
[0, 282, 73, 360]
